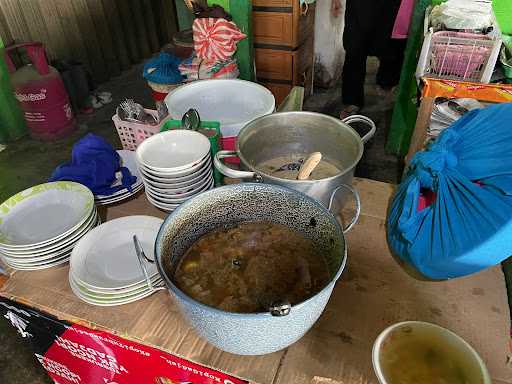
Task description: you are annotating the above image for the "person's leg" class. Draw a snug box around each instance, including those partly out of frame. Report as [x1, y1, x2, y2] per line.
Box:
[341, 51, 367, 109]
[342, 0, 374, 109]
[376, 39, 407, 90]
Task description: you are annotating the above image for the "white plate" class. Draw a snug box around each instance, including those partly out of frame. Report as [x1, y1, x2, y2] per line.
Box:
[1, 209, 98, 257]
[95, 150, 143, 199]
[95, 183, 143, 201]
[69, 275, 158, 306]
[139, 156, 211, 185]
[70, 216, 163, 290]
[138, 154, 210, 180]
[3, 252, 72, 270]
[95, 183, 143, 202]
[94, 185, 144, 206]
[146, 175, 213, 202]
[71, 270, 161, 294]
[1, 213, 100, 260]
[70, 273, 162, 298]
[0, 182, 94, 249]
[136, 130, 210, 173]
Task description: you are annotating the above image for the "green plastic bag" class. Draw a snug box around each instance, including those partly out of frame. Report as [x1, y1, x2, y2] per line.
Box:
[0, 38, 26, 143]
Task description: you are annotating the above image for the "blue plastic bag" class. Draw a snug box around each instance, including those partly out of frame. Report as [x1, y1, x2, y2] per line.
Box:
[387, 103, 512, 279]
[49, 134, 136, 196]
[143, 52, 183, 85]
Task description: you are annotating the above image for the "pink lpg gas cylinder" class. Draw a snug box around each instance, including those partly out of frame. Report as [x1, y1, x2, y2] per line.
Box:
[4, 42, 76, 141]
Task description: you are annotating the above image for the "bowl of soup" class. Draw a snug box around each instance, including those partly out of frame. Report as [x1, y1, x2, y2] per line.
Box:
[155, 183, 347, 355]
[373, 321, 491, 384]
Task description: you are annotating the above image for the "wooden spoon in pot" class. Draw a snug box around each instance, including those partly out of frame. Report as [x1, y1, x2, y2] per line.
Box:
[297, 152, 322, 180]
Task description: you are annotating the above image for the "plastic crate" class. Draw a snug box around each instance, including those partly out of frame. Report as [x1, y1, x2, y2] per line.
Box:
[112, 109, 168, 150]
[416, 30, 502, 83]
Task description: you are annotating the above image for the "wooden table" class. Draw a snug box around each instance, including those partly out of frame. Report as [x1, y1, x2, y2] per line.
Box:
[1, 178, 511, 384]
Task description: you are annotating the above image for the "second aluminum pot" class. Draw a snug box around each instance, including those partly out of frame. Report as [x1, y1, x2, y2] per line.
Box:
[214, 112, 375, 232]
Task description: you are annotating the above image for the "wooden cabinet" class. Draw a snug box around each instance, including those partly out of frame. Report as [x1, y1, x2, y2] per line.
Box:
[253, 1, 315, 104]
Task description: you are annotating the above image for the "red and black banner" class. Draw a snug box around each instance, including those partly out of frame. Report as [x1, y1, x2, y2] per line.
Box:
[0, 297, 248, 384]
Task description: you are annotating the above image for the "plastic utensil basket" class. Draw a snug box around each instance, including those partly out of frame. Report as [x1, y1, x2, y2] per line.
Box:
[112, 109, 168, 151]
[417, 30, 502, 83]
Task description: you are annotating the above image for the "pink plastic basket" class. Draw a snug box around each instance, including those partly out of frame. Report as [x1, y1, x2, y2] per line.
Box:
[417, 30, 501, 83]
[112, 109, 168, 150]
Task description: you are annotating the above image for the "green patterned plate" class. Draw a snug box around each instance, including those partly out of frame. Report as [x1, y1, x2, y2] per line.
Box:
[0, 182, 94, 248]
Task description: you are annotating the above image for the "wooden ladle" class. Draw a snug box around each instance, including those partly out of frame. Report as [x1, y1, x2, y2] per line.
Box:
[297, 152, 322, 180]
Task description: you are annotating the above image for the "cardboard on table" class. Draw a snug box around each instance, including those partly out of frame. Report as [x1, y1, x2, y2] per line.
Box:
[1, 178, 511, 384]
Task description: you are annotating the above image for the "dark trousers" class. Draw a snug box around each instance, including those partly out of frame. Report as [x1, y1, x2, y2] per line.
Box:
[342, 0, 406, 108]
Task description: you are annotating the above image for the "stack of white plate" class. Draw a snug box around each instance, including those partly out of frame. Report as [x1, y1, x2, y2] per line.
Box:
[69, 216, 164, 306]
[0, 182, 99, 270]
[94, 150, 144, 206]
[135, 130, 214, 212]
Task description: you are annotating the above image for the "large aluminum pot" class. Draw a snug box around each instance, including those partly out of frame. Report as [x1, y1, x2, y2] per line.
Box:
[214, 112, 375, 232]
[155, 183, 346, 355]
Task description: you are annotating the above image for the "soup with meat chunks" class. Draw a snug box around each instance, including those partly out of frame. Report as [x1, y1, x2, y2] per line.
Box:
[174, 221, 330, 313]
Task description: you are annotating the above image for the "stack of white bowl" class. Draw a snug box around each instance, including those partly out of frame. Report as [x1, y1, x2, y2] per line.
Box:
[69, 216, 163, 306]
[0, 182, 99, 270]
[135, 130, 214, 212]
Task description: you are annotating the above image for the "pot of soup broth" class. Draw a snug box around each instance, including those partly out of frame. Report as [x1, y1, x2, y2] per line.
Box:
[213, 112, 376, 232]
[155, 183, 346, 355]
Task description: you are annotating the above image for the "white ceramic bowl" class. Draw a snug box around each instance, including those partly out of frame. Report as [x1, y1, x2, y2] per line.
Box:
[142, 165, 211, 189]
[136, 130, 210, 173]
[146, 177, 213, 203]
[165, 79, 276, 137]
[139, 155, 211, 181]
[146, 170, 213, 195]
[372, 321, 491, 384]
[144, 193, 179, 212]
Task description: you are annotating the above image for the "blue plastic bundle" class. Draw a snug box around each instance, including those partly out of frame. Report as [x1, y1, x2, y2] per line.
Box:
[387, 103, 512, 279]
[143, 52, 183, 84]
[49, 134, 136, 195]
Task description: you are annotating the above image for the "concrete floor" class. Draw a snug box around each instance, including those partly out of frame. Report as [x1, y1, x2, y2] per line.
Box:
[0, 61, 402, 384]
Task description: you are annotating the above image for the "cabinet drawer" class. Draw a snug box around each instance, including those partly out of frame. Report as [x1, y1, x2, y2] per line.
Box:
[253, 3, 315, 48]
[253, 11, 293, 47]
[255, 35, 313, 83]
[255, 49, 294, 81]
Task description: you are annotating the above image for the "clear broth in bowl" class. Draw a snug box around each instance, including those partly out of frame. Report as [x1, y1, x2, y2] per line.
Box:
[174, 221, 330, 313]
[380, 326, 485, 384]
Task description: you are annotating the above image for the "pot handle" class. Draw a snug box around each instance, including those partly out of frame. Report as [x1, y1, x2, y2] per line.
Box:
[214, 150, 258, 180]
[328, 184, 361, 234]
[342, 115, 376, 144]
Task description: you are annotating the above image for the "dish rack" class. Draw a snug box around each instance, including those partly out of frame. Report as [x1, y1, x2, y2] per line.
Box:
[417, 6, 502, 83]
[416, 30, 502, 83]
[112, 109, 168, 150]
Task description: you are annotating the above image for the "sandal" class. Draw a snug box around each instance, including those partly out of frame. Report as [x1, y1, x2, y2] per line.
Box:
[339, 105, 361, 120]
